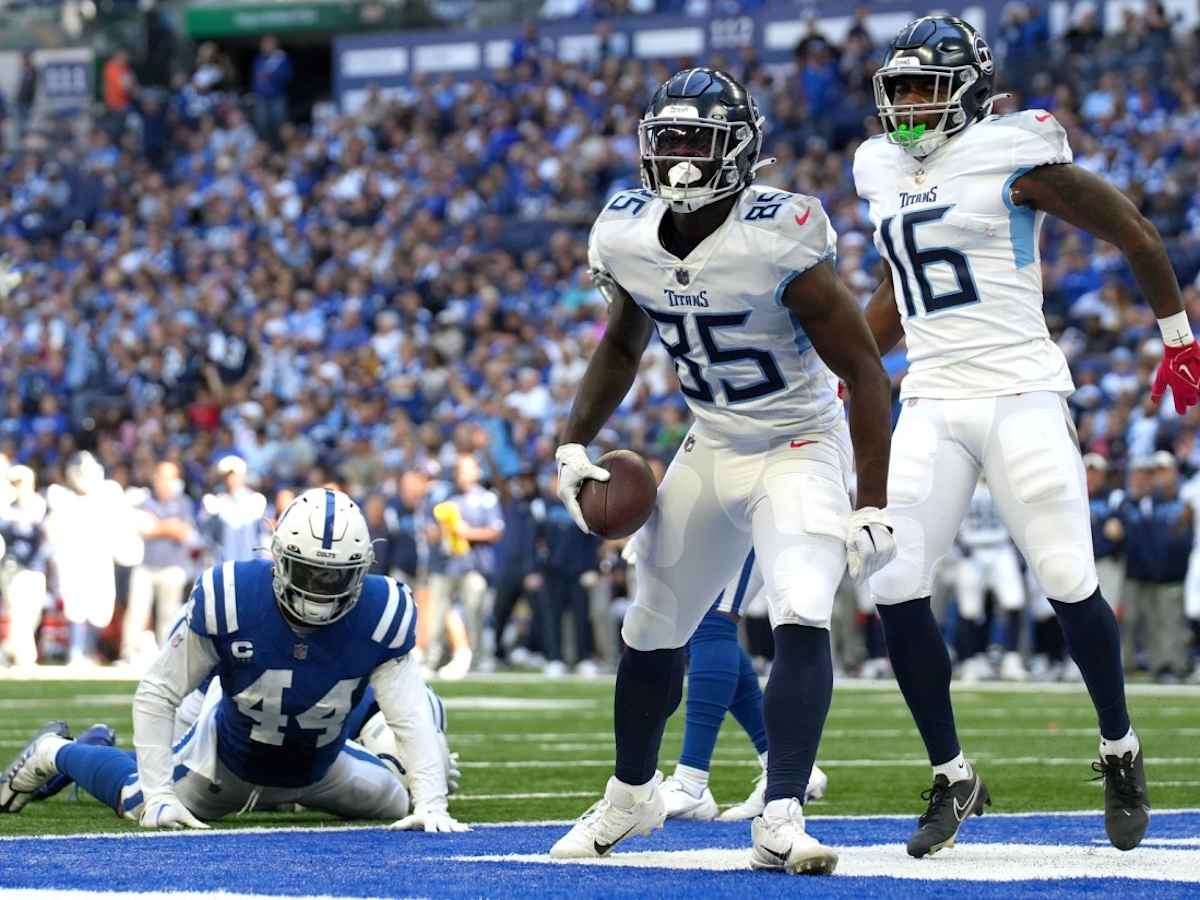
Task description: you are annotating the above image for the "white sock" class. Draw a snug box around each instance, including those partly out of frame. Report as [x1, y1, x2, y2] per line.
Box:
[758, 751, 768, 770]
[674, 764, 708, 796]
[933, 752, 973, 784]
[1100, 727, 1139, 759]
[763, 797, 801, 821]
[614, 776, 657, 804]
[42, 736, 70, 774]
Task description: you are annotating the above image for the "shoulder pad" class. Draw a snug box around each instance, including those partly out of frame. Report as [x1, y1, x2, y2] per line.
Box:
[595, 189, 655, 223]
[985, 109, 1072, 169]
[742, 191, 837, 275]
[364, 575, 417, 655]
[188, 560, 252, 637]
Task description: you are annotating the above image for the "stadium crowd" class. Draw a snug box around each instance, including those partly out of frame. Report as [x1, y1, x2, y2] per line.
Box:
[1, 2, 1200, 682]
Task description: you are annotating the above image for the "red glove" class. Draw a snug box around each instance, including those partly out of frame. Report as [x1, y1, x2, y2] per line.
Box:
[1151, 341, 1200, 414]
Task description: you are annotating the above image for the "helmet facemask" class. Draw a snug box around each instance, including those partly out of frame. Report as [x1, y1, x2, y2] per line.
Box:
[638, 110, 762, 213]
[271, 535, 372, 626]
[874, 65, 986, 158]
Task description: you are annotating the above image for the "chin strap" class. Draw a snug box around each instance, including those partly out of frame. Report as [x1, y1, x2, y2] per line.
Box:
[980, 92, 1013, 117]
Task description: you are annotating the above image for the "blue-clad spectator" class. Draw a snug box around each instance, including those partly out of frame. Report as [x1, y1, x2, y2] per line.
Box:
[252, 35, 292, 142]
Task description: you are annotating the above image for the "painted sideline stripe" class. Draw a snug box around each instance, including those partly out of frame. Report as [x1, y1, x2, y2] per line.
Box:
[1, 809, 1196, 843]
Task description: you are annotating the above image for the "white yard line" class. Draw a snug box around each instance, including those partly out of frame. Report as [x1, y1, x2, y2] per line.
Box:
[458, 756, 1200, 769]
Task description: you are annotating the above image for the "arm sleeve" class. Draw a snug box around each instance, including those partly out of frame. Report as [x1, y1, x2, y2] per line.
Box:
[1010, 110, 1073, 168]
[369, 655, 449, 814]
[132, 607, 219, 799]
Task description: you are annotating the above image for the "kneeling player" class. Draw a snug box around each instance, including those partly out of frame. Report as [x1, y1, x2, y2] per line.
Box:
[0, 489, 465, 833]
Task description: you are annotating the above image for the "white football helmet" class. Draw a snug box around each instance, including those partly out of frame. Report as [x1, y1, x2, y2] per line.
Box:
[270, 488, 374, 626]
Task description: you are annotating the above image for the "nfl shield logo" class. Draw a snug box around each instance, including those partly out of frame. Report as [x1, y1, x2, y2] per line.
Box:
[675, 268, 690, 286]
[293, 643, 308, 660]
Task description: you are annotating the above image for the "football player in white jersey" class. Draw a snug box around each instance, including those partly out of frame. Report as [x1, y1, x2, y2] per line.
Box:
[854, 16, 1197, 856]
[954, 478, 1027, 682]
[551, 68, 895, 874]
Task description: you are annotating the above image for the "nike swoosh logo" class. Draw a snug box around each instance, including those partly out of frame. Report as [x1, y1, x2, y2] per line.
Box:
[794, 209, 811, 226]
[763, 845, 792, 863]
[953, 779, 981, 821]
[1035, 113, 1053, 122]
[790, 439, 817, 448]
[594, 824, 637, 856]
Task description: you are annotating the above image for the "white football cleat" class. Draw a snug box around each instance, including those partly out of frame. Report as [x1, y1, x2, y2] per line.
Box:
[660, 775, 718, 821]
[550, 772, 666, 859]
[959, 655, 994, 683]
[0, 722, 70, 814]
[751, 798, 838, 875]
[718, 764, 828, 821]
[999, 651, 1028, 682]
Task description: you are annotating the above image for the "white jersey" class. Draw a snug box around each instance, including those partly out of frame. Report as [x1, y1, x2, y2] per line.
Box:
[853, 110, 1075, 401]
[589, 185, 842, 444]
[959, 482, 1009, 548]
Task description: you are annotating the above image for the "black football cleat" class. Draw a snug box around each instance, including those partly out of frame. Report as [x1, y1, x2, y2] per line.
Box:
[0, 721, 71, 813]
[906, 771, 991, 858]
[33, 723, 117, 802]
[1093, 748, 1150, 850]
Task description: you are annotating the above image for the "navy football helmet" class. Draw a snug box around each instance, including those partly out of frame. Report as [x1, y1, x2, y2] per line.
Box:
[638, 67, 768, 213]
[873, 16, 997, 157]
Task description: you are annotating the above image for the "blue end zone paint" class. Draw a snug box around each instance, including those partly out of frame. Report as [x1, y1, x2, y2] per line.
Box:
[2, 812, 1196, 898]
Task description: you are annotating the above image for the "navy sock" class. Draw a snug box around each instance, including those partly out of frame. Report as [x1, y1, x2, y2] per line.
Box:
[1049, 589, 1130, 740]
[614, 646, 685, 786]
[864, 613, 886, 660]
[878, 597, 961, 765]
[55, 744, 137, 812]
[729, 642, 767, 756]
[344, 685, 380, 741]
[678, 613, 740, 772]
[1003, 610, 1022, 654]
[762, 625, 832, 805]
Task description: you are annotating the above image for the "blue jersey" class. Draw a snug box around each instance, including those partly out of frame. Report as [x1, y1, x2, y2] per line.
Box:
[187, 558, 417, 788]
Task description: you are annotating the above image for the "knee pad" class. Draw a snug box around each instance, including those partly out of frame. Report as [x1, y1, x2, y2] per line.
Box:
[769, 541, 841, 630]
[1032, 550, 1094, 603]
[621, 569, 685, 650]
[870, 514, 931, 603]
[1024, 513, 1096, 603]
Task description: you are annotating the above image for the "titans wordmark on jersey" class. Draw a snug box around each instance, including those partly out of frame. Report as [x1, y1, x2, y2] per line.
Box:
[589, 185, 842, 443]
[187, 558, 416, 788]
[854, 109, 1075, 401]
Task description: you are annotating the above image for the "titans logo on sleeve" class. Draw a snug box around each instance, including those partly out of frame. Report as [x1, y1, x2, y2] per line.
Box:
[187, 559, 416, 788]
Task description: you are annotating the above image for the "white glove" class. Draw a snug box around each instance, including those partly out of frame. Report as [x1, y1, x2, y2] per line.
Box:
[389, 804, 471, 833]
[555, 443, 609, 534]
[139, 793, 210, 830]
[845, 506, 896, 583]
[620, 535, 640, 565]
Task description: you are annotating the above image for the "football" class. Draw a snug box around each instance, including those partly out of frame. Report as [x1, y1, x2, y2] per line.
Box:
[578, 449, 657, 539]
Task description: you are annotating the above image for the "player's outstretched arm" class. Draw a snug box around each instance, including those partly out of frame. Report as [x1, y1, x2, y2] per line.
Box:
[556, 286, 653, 532]
[132, 608, 218, 829]
[864, 266, 904, 357]
[785, 261, 896, 581]
[1012, 163, 1199, 412]
[374, 655, 469, 833]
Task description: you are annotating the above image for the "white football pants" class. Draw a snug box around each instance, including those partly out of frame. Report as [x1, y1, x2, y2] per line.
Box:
[955, 543, 1026, 621]
[872, 392, 1098, 607]
[622, 420, 852, 651]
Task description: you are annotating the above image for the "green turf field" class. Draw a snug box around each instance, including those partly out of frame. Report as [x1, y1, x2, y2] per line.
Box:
[1, 676, 1197, 837]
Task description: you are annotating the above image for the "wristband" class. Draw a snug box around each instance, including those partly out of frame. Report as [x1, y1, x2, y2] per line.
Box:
[1157, 311, 1195, 348]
